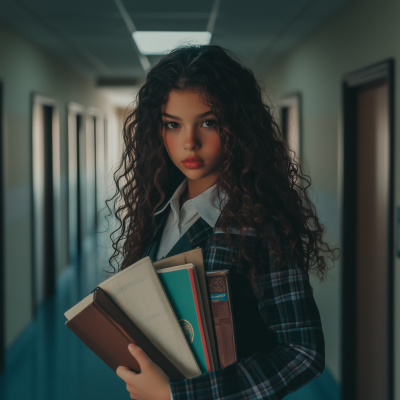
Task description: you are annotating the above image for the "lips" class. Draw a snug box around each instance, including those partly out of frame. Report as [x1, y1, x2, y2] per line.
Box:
[182, 155, 204, 169]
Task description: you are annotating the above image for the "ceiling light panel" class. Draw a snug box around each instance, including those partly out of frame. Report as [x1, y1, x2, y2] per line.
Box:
[132, 31, 212, 55]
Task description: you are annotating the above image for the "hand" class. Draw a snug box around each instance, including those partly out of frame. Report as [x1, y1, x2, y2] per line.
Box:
[116, 343, 171, 400]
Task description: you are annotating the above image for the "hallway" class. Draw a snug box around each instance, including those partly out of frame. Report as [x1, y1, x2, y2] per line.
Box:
[0, 235, 339, 400]
[1, 0, 400, 399]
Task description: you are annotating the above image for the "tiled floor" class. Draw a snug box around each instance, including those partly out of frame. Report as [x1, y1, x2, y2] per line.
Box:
[0, 237, 340, 400]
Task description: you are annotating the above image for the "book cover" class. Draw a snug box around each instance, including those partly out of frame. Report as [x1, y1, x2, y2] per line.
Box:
[153, 248, 219, 369]
[65, 287, 185, 379]
[206, 270, 237, 368]
[157, 265, 211, 373]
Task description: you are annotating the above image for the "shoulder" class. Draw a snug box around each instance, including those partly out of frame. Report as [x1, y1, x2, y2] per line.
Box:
[203, 213, 303, 275]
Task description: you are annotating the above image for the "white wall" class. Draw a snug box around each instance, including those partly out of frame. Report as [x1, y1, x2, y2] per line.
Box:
[0, 21, 119, 347]
[261, 0, 400, 395]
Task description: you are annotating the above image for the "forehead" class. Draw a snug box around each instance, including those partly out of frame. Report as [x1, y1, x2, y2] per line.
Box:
[163, 90, 211, 115]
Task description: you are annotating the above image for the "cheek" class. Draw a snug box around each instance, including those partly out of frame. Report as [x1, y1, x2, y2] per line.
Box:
[163, 134, 179, 159]
[205, 135, 223, 156]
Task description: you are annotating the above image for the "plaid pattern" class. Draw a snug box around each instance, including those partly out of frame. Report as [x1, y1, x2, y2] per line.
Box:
[165, 216, 325, 400]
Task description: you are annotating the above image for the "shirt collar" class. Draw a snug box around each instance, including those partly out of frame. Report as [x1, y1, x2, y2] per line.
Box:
[154, 178, 227, 228]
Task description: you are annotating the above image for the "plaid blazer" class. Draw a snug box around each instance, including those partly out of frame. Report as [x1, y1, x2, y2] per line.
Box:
[143, 200, 325, 400]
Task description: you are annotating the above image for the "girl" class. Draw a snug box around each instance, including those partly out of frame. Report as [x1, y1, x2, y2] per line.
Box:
[111, 45, 338, 400]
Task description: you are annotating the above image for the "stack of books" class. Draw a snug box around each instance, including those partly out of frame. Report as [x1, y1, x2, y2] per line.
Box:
[64, 248, 237, 378]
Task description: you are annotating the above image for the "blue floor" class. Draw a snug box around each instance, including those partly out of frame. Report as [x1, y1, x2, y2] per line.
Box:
[0, 237, 340, 400]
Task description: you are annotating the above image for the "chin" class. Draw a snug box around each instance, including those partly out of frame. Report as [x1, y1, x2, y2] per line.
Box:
[183, 170, 210, 181]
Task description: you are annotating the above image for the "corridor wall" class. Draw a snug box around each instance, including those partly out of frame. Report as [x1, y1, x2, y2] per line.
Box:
[0, 21, 119, 348]
[261, 0, 400, 396]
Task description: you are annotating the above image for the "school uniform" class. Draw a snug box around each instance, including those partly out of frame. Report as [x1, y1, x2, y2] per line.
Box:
[142, 178, 325, 400]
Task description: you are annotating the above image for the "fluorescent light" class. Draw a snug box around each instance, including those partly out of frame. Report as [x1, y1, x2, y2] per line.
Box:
[132, 31, 212, 55]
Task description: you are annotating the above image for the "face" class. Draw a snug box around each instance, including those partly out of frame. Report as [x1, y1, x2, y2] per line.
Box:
[161, 90, 224, 186]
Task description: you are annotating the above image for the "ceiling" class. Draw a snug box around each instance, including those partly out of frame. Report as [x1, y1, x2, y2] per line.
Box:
[0, 0, 351, 82]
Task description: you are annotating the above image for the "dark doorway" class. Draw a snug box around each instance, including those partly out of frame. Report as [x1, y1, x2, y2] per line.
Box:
[31, 95, 60, 312]
[279, 93, 301, 162]
[95, 115, 105, 229]
[68, 103, 85, 260]
[0, 81, 4, 371]
[341, 60, 394, 400]
[85, 112, 97, 237]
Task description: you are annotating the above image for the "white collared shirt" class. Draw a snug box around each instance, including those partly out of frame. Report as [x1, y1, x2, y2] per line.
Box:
[154, 178, 226, 261]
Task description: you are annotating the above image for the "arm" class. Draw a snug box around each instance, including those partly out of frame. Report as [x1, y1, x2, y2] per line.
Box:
[169, 242, 325, 400]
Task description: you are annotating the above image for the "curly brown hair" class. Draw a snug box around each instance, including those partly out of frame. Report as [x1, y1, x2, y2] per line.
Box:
[106, 44, 339, 281]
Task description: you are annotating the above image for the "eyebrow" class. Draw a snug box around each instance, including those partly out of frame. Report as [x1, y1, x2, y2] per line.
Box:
[161, 110, 214, 120]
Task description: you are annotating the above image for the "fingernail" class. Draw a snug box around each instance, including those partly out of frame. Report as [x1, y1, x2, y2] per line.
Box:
[128, 343, 137, 351]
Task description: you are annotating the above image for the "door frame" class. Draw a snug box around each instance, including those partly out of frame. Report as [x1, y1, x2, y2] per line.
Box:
[340, 59, 395, 400]
[30, 94, 60, 315]
[279, 92, 303, 163]
[0, 81, 4, 371]
[86, 107, 102, 235]
[67, 102, 85, 262]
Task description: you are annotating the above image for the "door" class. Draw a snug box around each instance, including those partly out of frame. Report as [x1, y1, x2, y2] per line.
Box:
[32, 95, 60, 310]
[68, 103, 84, 260]
[280, 93, 301, 162]
[85, 114, 97, 236]
[0, 81, 4, 371]
[341, 60, 394, 400]
[95, 115, 105, 228]
[356, 83, 390, 400]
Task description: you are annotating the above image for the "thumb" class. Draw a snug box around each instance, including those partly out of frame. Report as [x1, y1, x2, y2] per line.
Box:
[128, 343, 153, 370]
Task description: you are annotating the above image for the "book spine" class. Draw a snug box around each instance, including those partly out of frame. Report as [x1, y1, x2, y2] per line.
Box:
[206, 272, 237, 368]
[188, 268, 212, 372]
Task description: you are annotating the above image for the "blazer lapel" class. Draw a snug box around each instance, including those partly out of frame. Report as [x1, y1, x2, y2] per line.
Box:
[143, 205, 220, 259]
[186, 216, 215, 248]
[162, 216, 216, 259]
[142, 208, 170, 258]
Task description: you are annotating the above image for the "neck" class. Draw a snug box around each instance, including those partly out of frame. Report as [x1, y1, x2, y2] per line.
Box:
[180, 174, 217, 208]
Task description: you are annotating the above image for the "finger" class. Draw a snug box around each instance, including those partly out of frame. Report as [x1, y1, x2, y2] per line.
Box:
[127, 383, 138, 395]
[116, 366, 129, 376]
[126, 384, 136, 392]
[116, 366, 136, 381]
[128, 343, 153, 370]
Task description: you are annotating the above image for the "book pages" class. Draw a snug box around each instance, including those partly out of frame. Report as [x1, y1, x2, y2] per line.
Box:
[98, 257, 200, 379]
[64, 292, 93, 320]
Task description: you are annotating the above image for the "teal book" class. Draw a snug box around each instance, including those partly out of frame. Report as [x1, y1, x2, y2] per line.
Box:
[157, 264, 211, 373]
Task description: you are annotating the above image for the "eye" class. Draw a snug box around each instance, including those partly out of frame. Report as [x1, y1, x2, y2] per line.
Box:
[164, 121, 180, 130]
[201, 119, 216, 128]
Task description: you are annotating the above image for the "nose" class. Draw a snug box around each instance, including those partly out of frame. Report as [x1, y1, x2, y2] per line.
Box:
[183, 125, 200, 150]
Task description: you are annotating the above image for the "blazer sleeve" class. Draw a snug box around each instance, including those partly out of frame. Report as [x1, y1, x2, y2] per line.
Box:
[169, 238, 325, 400]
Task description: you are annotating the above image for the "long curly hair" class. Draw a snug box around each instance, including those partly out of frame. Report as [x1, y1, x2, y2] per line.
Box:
[107, 44, 339, 281]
